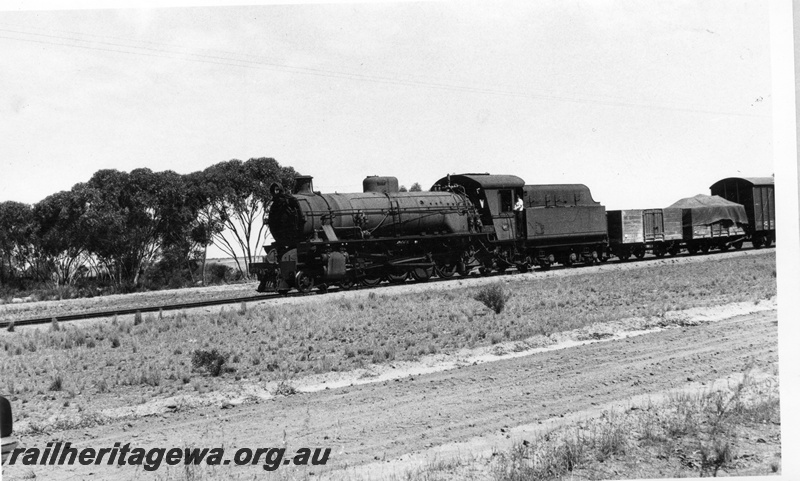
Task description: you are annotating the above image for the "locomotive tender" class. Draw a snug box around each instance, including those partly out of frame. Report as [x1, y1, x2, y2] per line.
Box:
[249, 174, 774, 294]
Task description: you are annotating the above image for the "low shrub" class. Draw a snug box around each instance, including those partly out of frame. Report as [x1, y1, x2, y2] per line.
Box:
[49, 375, 64, 392]
[191, 349, 228, 377]
[475, 284, 512, 314]
[274, 380, 298, 396]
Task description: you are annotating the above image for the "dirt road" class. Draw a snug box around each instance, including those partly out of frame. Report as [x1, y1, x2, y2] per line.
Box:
[3, 307, 778, 480]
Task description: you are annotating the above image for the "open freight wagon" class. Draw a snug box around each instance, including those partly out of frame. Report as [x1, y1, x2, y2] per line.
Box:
[668, 194, 748, 254]
[606, 208, 682, 259]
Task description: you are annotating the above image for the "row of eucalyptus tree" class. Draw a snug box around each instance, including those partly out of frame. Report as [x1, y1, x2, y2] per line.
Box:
[0, 157, 297, 292]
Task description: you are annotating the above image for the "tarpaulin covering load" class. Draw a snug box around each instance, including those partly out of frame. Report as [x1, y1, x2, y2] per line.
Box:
[667, 195, 748, 226]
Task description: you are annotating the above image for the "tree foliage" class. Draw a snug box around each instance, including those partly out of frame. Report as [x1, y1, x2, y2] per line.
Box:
[77, 168, 198, 289]
[31, 189, 91, 286]
[0, 201, 33, 284]
[197, 157, 298, 278]
[0, 157, 300, 293]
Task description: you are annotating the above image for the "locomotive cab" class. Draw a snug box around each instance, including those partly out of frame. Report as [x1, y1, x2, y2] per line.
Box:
[432, 173, 526, 242]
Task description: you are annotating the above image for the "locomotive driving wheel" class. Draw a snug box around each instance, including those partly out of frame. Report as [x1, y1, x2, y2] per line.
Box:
[361, 276, 382, 287]
[387, 272, 408, 284]
[435, 262, 458, 279]
[411, 267, 434, 282]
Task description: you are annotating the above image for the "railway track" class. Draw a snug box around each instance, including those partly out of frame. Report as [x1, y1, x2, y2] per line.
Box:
[1, 245, 773, 329]
[0, 293, 280, 329]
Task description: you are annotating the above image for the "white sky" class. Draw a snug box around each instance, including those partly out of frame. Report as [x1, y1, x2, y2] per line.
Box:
[0, 0, 777, 212]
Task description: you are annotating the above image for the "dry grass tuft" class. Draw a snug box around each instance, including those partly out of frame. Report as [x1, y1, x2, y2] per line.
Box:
[274, 380, 298, 396]
[489, 373, 780, 480]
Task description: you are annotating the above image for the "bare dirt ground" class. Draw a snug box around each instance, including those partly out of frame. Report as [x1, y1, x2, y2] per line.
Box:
[3, 305, 779, 480]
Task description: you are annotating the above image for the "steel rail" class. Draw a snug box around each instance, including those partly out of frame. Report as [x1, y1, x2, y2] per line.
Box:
[1, 244, 773, 329]
[0, 293, 281, 328]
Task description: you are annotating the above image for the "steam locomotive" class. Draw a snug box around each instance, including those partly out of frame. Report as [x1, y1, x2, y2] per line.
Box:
[249, 174, 774, 294]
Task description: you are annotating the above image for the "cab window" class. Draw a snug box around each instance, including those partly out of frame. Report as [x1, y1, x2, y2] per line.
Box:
[499, 190, 513, 213]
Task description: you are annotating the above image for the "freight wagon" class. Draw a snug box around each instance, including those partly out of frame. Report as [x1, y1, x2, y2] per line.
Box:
[668, 194, 748, 254]
[606, 208, 683, 259]
[710, 177, 775, 248]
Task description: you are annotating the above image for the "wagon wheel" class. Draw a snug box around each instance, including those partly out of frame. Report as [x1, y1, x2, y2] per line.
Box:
[435, 263, 458, 279]
[700, 244, 710, 254]
[518, 255, 535, 271]
[654, 246, 666, 258]
[733, 240, 744, 250]
[719, 242, 730, 252]
[295, 271, 314, 293]
[633, 248, 646, 260]
[668, 245, 680, 256]
[411, 267, 434, 282]
[479, 266, 493, 276]
[316, 283, 328, 293]
[338, 277, 355, 290]
[763, 237, 773, 248]
[752, 236, 763, 248]
[387, 272, 408, 284]
[687, 246, 699, 255]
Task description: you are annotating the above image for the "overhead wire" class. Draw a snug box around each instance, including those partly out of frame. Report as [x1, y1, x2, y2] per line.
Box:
[0, 20, 660, 107]
[0, 24, 769, 119]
